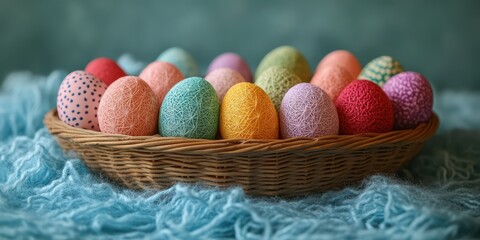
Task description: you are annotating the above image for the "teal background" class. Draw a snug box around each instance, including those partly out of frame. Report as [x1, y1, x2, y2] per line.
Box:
[1, 0, 479, 90]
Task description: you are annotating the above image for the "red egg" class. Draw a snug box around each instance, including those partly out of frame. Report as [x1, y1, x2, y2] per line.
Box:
[335, 80, 394, 134]
[85, 57, 126, 86]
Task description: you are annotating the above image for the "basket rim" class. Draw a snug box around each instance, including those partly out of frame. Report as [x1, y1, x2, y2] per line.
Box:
[44, 109, 439, 154]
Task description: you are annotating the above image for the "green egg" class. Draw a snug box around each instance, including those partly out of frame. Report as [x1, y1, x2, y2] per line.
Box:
[358, 56, 404, 87]
[255, 46, 311, 83]
[160, 77, 219, 139]
[255, 67, 303, 112]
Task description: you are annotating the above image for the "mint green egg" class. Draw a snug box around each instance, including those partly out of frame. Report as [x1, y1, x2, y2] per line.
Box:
[255, 46, 311, 83]
[160, 77, 219, 139]
[255, 66, 303, 112]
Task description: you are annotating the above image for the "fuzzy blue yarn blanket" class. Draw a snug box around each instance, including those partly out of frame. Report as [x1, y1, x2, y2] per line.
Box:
[1, 55, 479, 239]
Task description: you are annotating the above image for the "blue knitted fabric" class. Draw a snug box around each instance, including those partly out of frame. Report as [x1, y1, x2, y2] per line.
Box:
[1, 55, 479, 239]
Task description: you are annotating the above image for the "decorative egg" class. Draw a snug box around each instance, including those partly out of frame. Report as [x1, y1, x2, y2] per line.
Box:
[139, 61, 184, 105]
[97, 76, 159, 136]
[310, 65, 354, 102]
[85, 57, 126, 86]
[383, 72, 434, 130]
[207, 52, 252, 82]
[280, 83, 338, 138]
[255, 66, 303, 112]
[358, 56, 404, 87]
[315, 50, 362, 77]
[57, 71, 107, 131]
[157, 47, 199, 78]
[160, 77, 219, 139]
[205, 68, 246, 102]
[220, 82, 279, 139]
[335, 80, 394, 134]
[255, 46, 311, 82]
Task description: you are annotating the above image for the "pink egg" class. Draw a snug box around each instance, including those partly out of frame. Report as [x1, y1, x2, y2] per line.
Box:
[139, 61, 184, 106]
[316, 50, 362, 77]
[207, 53, 252, 82]
[280, 83, 339, 138]
[56, 71, 107, 131]
[205, 68, 246, 102]
[97, 76, 159, 136]
[310, 65, 354, 102]
[383, 72, 433, 130]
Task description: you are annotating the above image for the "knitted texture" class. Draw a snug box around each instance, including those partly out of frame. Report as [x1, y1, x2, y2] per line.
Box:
[358, 56, 404, 87]
[1, 56, 480, 239]
[160, 77, 219, 139]
[97, 76, 159, 136]
[255, 46, 311, 82]
[57, 71, 107, 131]
[207, 52, 253, 82]
[139, 61, 184, 106]
[205, 68, 246, 102]
[157, 47, 199, 78]
[255, 66, 303, 112]
[280, 83, 339, 138]
[315, 50, 362, 77]
[336, 80, 394, 134]
[220, 82, 279, 139]
[310, 65, 354, 102]
[85, 57, 126, 86]
[383, 72, 434, 130]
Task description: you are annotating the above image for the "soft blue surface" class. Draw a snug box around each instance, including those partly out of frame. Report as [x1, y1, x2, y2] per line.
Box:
[1, 55, 480, 239]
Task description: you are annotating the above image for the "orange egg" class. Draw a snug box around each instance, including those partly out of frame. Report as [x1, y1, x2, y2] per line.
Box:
[315, 50, 362, 77]
[310, 65, 354, 102]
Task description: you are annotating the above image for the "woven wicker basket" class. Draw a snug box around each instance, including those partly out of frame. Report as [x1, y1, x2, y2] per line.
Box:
[44, 109, 439, 196]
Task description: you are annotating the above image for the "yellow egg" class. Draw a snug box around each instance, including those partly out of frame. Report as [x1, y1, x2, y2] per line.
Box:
[220, 82, 279, 139]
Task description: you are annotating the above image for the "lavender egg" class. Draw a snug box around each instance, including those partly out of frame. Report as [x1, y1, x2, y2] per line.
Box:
[207, 53, 252, 82]
[383, 71, 433, 130]
[280, 83, 339, 138]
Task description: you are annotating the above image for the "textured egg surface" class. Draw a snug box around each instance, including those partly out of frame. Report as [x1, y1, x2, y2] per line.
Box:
[160, 77, 219, 140]
[139, 61, 184, 105]
[255, 45, 311, 82]
[315, 50, 362, 77]
[310, 65, 354, 102]
[85, 57, 126, 86]
[280, 83, 339, 138]
[383, 71, 433, 129]
[335, 80, 394, 134]
[205, 68, 246, 102]
[220, 82, 278, 139]
[57, 70, 107, 131]
[255, 66, 303, 112]
[157, 47, 199, 78]
[358, 56, 404, 87]
[97, 76, 159, 136]
[207, 52, 252, 82]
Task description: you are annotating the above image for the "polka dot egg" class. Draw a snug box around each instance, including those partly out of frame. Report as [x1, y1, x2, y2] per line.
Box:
[56, 70, 107, 131]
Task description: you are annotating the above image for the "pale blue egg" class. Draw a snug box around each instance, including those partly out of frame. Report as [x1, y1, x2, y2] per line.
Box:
[157, 47, 199, 78]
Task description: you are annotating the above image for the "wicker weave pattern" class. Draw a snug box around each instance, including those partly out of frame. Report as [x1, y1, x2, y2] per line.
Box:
[44, 109, 438, 196]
